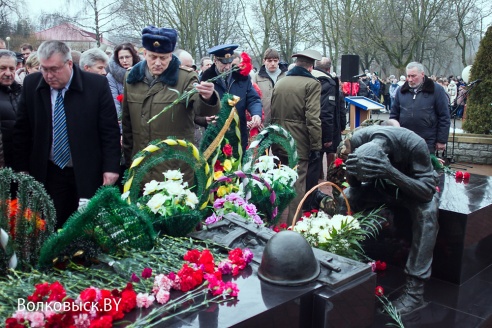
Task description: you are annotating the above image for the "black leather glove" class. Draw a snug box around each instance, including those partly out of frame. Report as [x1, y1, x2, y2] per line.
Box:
[309, 150, 320, 163]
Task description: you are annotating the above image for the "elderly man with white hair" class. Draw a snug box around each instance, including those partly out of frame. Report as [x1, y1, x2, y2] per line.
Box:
[80, 48, 109, 75]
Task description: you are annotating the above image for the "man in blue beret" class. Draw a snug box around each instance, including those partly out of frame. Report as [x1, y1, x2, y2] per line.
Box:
[200, 44, 262, 152]
[122, 26, 220, 184]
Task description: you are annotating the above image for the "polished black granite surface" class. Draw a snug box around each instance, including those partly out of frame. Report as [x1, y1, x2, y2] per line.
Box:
[162, 262, 375, 328]
[370, 264, 492, 328]
[363, 173, 492, 285]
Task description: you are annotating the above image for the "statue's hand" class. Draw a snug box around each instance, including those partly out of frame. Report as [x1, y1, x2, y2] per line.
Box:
[346, 150, 391, 181]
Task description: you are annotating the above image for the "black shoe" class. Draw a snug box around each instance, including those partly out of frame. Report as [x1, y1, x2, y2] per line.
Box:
[390, 277, 427, 315]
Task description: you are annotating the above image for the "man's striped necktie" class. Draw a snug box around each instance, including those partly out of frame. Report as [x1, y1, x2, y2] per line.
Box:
[53, 89, 70, 169]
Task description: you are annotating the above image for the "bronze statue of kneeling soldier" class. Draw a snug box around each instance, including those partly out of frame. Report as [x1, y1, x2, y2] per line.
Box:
[330, 125, 440, 315]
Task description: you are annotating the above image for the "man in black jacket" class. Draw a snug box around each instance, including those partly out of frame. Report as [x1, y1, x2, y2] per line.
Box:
[390, 62, 450, 153]
[0, 50, 21, 168]
[13, 40, 121, 228]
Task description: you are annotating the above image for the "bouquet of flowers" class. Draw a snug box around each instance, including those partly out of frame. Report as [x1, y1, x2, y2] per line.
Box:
[205, 193, 263, 226]
[213, 139, 241, 182]
[127, 170, 201, 236]
[246, 155, 297, 225]
[293, 209, 382, 261]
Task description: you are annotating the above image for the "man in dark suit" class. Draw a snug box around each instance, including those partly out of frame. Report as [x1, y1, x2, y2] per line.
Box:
[13, 40, 121, 228]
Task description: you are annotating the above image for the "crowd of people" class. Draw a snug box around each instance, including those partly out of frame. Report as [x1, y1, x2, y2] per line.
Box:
[0, 25, 468, 317]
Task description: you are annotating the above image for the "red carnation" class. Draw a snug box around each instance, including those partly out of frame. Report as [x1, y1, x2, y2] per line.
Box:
[334, 158, 344, 167]
[116, 94, 124, 103]
[141, 267, 153, 279]
[214, 160, 223, 172]
[455, 171, 464, 179]
[375, 260, 387, 271]
[238, 52, 253, 76]
[184, 249, 201, 263]
[463, 172, 470, 180]
[222, 144, 233, 157]
[303, 211, 311, 218]
[375, 285, 384, 297]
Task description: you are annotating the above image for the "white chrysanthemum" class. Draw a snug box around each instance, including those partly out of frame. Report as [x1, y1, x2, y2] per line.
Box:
[310, 226, 321, 235]
[147, 194, 168, 214]
[163, 170, 184, 182]
[311, 218, 329, 230]
[330, 215, 345, 231]
[254, 155, 278, 172]
[143, 180, 160, 195]
[184, 191, 199, 208]
[318, 229, 332, 243]
[347, 216, 360, 229]
[294, 221, 309, 232]
[161, 180, 186, 197]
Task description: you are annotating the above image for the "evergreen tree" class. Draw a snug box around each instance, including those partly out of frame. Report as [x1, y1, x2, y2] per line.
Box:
[462, 26, 492, 134]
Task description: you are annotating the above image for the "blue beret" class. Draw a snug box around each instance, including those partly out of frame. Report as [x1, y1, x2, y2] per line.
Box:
[208, 44, 239, 63]
[142, 26, 177, 53]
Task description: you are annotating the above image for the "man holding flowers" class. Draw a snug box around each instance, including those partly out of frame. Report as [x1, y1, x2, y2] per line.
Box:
[122, 26, 220, 183]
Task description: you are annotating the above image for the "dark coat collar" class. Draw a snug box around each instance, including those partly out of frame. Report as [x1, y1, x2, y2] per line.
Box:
[286, 66, 317, 80]
[200, 63, 249, 82]
[126, 55, 181, 86]
[400, 75, 435, 93]
[35, 63, 85, 93]
[0, 80, 21, 95]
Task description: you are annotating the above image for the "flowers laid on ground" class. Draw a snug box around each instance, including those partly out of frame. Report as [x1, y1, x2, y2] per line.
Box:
[6, 280, 137, 327]
[205, 193, 263, 225]
[5, 247, 253, 327]
[455, 170, 470, 182]
[374, 285, 404, 328]
[369, 260, 387, 272]
[125, 170, 199, 218]
[292, 208, 383, 261]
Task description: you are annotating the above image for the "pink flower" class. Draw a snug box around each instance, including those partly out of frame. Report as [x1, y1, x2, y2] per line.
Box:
[218, 261, 233, 275]
[155, 289, 170, 304]
[242, 248, 254, 264]
[73, 313, 90, 327]
[252, 215, 264, 225]
[153, 274, 173, 293]
[225, 281, 239, 297]
[131, 273, 140, 283]
[205, 273, 225, 296]
[243, 203, 257, 216]
[141, 267, 153, 279]
[136, 293, 155, 308]
[213, 198, 226, 209]
[205, 213, 221, 225]
[26, 311, 45, 328]
[369, 261, 376, 272]
[168, 272, 181, 290]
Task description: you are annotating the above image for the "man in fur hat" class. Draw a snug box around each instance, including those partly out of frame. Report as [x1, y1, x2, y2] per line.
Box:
[122, 26, 220, 184]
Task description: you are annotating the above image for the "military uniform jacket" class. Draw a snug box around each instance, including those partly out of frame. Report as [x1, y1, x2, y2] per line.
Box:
[122, 56, 219, 165]
[270, 66, 322, 160]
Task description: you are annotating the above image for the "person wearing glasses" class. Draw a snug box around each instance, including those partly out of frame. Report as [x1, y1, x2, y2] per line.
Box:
[106, 43, 140, 120]
[252, 48, 288, 126]
[122, 26, 219, 185]
[13, 40, 121, 229]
